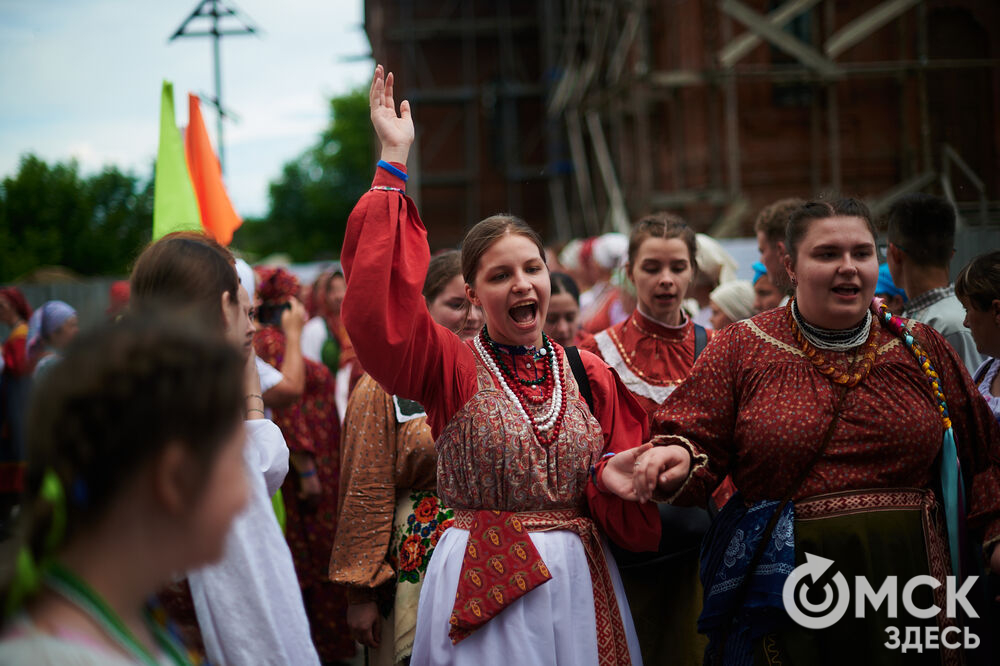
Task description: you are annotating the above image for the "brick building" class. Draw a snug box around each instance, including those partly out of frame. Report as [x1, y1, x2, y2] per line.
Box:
[364, 0, 1000, 249]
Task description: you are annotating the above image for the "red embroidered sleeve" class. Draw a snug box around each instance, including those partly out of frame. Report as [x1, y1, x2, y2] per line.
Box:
[581, 350, 661, 552]
[340, 165, 478, 437]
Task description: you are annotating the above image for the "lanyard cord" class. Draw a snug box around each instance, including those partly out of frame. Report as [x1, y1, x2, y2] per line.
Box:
[44, 563, 191, 666]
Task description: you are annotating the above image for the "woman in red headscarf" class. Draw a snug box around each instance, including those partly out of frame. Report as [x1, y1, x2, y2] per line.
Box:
[0, 287, 32, 496]
[253, 266, 355, 664]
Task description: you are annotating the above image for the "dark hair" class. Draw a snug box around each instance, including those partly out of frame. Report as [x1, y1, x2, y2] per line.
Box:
[786, 198, 877, 266]
[0, 288, 32, 322]
[423, 250, 463, 302]
[461, 215, 545, 285]
[956, 250, 1000, 312]
[549, 272, 580, 304]
[18, 316, 244, 578]
[886, 193, 956, 268]
[627, 212, 698, 273]
[754, 198, 805, 244]
[130, 232, 239, 331]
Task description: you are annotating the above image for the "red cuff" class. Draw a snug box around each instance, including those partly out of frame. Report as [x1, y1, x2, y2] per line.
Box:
[372, 162, 408, 191]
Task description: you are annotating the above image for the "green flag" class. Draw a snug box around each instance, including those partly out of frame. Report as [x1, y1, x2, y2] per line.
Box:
[153, 80, 201, 241]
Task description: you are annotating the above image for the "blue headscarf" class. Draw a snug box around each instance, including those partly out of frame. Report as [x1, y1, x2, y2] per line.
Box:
[27, 300, 77, 358]
[751, 261, 768, 286]
[875, 263, 906, 301]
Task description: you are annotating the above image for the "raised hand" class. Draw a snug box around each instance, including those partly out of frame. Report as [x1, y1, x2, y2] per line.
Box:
[369, 64, 414, 165]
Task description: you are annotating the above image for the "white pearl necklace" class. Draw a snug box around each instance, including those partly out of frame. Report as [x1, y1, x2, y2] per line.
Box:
[473, 333, 563, 433]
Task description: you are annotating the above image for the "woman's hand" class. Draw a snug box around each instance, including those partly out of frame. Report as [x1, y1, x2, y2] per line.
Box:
[290, 452, 322, 508]
[370, 64, 414, 166]
[280, 297, 307, 338]
[633, 444, 692, 503]
[601, 443, 653, 501]
[347, 601, 382, 648]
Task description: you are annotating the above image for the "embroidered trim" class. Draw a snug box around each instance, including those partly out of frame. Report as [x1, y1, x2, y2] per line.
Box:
[647, 434, 709, 503]
[741, 319, 807, 358]
[594, 330, 680, 404]
[875, 338, 900, 356]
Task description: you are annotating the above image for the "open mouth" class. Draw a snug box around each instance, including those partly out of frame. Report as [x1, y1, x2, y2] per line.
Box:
[832, 285, 860, 297]
[509, 301, 538, 327]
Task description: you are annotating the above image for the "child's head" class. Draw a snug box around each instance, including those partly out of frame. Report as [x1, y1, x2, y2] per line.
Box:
[16, 315, 248, 591]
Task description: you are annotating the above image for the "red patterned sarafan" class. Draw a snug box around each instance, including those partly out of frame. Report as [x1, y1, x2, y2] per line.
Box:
[652, 306, 1000, 544]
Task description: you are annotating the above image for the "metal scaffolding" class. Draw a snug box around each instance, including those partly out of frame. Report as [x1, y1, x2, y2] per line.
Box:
[365, 0, 999, 243]
[544, 0, 999, 239]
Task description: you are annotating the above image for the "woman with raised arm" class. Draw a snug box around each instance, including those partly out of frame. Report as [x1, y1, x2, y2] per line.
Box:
[341, 66, 655, 665]
[598, 200, 1000, 665]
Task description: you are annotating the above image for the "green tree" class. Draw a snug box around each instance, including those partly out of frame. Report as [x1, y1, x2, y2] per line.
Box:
[234, 87, 372, 261]
[0, 155, 153, 281]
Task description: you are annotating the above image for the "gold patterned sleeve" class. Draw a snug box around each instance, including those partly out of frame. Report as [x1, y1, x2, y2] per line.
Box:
[329, 374, 399, 601]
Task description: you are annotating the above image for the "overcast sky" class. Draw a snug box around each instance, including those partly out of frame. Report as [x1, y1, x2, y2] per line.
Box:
[0, 0, 373, 218]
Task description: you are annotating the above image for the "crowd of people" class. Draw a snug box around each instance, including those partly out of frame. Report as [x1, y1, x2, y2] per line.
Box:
[0, 64, 997, 665]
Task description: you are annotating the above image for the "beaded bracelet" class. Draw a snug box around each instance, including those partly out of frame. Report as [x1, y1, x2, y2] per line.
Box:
[299, 468, 317, 479]
[377, 159, 408, 181]
[247, 408, 265, 417]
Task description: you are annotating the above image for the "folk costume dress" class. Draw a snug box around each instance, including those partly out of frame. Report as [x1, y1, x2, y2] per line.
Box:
[329, 373, 454, 665]
[0, 317, 30, 494]
[582, 310, 714, 665]
[341, 165, 659, 666]
[593, 303, 1000, 665]
[581, 309, 712, 417]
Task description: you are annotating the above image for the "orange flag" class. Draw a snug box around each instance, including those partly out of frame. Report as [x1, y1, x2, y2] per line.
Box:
[184, 94, 242, 245]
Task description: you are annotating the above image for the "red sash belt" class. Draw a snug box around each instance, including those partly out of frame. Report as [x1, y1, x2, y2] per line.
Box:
[449, 508, 632, 665]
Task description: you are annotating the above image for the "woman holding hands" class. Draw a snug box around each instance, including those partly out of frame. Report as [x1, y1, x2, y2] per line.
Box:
[599, 200, 1000, 665]
[341, 66, 656, 665]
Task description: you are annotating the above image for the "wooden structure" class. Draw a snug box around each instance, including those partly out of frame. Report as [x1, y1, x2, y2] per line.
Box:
[364, 0, 1000, 247]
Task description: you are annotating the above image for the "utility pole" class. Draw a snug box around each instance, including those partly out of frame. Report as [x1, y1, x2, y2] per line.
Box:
[170, 0, 257, 173]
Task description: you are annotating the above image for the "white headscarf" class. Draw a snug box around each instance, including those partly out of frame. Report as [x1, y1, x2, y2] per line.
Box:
[27, 300, 76, 357]
[710, 280, 756, 322]
[234, 258, 256, 297]
[696, 233, 739, 285]
[592, 233, 628, 270]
